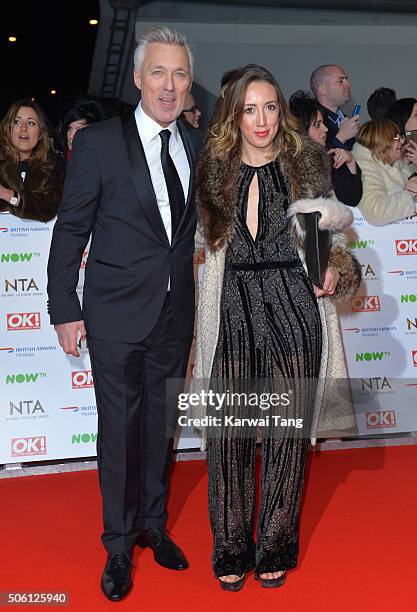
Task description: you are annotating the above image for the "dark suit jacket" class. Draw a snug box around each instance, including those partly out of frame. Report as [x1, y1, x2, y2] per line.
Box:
[47, 111, 204, 343]
[319, 104, 356, 151]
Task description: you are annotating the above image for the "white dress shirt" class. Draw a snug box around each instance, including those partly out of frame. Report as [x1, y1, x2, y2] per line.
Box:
[134, 102, 190, 245]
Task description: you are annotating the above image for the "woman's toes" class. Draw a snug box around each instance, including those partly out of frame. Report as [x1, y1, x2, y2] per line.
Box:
[219, 574, 243, 583]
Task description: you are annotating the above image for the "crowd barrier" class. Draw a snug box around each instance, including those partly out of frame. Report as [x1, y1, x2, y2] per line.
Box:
[1, 208, 416, 465]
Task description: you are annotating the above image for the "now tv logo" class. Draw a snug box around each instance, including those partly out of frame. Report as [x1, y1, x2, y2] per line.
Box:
[1, 252, 39, 263]
[395, 239, 417, 255]
[7, 312, 41, 331]
[356, 351, 390, 362]
[71, 370, 94, 389]
[5, 372, 46, 384]
[351, 296, 381, 312]
[348, 239, 374, 249]
[365, 411, 396, 429]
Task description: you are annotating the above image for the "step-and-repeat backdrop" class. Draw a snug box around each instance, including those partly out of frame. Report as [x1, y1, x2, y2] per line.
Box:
[1, 209, 416, 464]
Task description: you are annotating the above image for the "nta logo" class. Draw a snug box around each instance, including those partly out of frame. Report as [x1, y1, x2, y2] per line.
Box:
[1, 252, 39, 263]
[365, 411, 396, 429]
[412, 351, 417, 367]
[9, 400, 45, 416]
[395, 239, 417, 255]
[7, 312, 41, 331]
[407, 318, 417, 332]
[356, 351, 390, 362]
[361, 264, 376, 277]
[11, 436, 46, 457]
[71, 370, 94, 389]
[4, 278, 39, 292]
[351, 296, 381, 312]
[361, 377, 392, 391]
[5, 372, 46, 384]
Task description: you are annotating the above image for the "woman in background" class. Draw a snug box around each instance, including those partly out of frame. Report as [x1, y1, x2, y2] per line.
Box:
[289, 90, 362, 206]
[0, 99, 64, 222]
[388, 97, 417, 175]
[180, 92, 202, 129]
[353, 119, 417, 225]
[59, 97, 106, 161]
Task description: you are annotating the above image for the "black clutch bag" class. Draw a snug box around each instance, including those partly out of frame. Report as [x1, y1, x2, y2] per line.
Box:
[297, 211, 332, 289]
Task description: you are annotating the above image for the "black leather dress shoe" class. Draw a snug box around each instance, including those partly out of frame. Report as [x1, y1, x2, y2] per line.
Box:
[137, 527, 189, 570]
[101, 551, 133, 601]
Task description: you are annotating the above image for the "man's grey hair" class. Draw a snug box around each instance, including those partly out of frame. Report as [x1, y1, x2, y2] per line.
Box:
[134, 26, 194, 77]
[310, 64, 338, 96]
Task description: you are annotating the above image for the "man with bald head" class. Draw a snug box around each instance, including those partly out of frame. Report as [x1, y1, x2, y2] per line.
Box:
[310, 64, 359, 150]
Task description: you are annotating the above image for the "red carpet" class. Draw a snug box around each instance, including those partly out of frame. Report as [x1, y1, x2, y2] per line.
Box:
[1, 445, 416, 611]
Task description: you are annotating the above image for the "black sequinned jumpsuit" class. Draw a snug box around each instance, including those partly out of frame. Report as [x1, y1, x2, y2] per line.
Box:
[207, 160, 322, 578]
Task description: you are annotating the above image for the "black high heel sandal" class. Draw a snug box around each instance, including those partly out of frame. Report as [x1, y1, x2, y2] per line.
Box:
[218, 574, 246, 592]
[255, 571, 286, 588]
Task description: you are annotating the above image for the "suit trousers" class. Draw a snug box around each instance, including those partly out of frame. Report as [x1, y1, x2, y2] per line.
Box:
[87, 294, 192, 553]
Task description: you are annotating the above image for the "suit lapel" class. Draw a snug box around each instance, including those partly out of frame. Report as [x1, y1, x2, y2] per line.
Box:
[121, 112, 169, 246]
[172, 121, 196, 244]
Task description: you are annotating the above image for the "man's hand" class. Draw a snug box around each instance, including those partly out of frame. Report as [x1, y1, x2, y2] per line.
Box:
[336, 116, 360, 144]
[314, 267, 340, 298]
[54, 320, 87, 357]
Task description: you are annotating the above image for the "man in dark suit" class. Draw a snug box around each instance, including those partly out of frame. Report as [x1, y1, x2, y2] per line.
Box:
[47, 27, 204, 602]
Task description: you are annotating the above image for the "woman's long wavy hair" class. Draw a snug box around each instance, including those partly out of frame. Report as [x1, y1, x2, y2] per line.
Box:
[207, 64, 302, 161]
[0, 99, 51, 165]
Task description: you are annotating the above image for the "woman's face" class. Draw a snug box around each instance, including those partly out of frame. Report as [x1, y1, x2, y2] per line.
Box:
[308, 110, 328, 146]
[67, 118, 88, 151]
[405, 102, 417, 132]
[240, 81, 280, 155]
[11, 106, 42, 160]
[182, 94, 201, 129]
[386, 134, 404, 164]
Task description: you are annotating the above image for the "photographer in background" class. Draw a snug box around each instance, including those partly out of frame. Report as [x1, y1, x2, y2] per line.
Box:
[310, 64, 360, 151]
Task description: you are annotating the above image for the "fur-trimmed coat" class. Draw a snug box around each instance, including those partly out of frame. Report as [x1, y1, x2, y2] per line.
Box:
[0, 152, 65, 222]
[193, 137, 362, 445]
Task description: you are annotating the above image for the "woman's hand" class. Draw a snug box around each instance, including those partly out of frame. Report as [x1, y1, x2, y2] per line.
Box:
[0, 184, 15, 202]
[405, 176, 417, 196]
[314, 266, 340, 298]
[328, 148, 357, 173]
[404, 140, 417, 166]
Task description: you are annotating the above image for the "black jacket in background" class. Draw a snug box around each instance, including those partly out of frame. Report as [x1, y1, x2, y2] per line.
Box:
[331, 162, 362, 207]
[319, 104, 356, 151]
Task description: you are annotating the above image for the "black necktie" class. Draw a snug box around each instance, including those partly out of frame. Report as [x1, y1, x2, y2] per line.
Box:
[159, 129, 185, 236]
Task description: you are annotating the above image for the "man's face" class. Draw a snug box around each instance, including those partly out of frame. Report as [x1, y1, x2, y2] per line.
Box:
[322, 66, 351, 108]
[134, 42, 192, 127]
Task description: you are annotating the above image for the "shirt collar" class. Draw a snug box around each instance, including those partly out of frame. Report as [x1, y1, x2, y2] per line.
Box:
[135, 102, 179, 144]
[319, 104, 338, 120]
